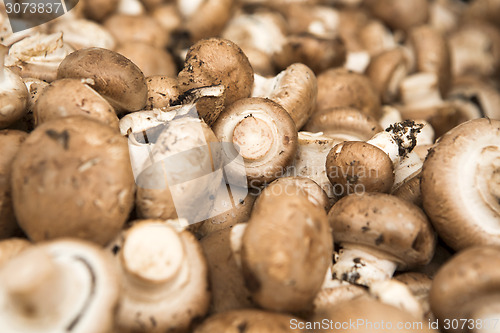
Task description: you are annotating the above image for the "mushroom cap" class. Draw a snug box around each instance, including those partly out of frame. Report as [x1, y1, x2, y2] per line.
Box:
[115, 42, 177, 78]
[430, 246, 500, 331]
[0, 67, 29, 129]
[365, 0, 429, 32]
[103, 14, 169, 48]
[313, 298, 435, 333]
[313, 281, 368, 313]
[421, 118, 500, 251]
[213, 97, 298, 185]
[193, 309, 306, 333]
[328, 192, 436, 269]
[11, 116, 135, 245]
[57, 47, 148, 112]
[177, 38, 254, 124]
[392, 171, 422, 207]
[0, 238, 120, 333]
[145, 76, 180, 110]
[33, 78, 119, 129]
[315, 68, 381, 119]
[326, 141, 395, 197]
[304, 107, 382, 141]
[242, 188, 332, 312]
[82, 0, 119, 21]
[0, 130, 28, 239]
[0, 238, 31, 267]
[408, 25, 452, 97]
[200, 227, 254, 314]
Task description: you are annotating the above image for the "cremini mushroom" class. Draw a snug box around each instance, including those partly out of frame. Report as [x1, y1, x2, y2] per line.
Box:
[33, 78, 119, 129]
[177, 38, 254, 126]
[421, 118, 500, 251]
[213, 97, 298, 186]
[364, 0, 429, 32]
[82, 0, 120, 21]
[103, 14, 169, 48]
[0, 45, 29, 129]
[116, 42, 177, 77]
[0, 238, 30, 267]
[144, 76, 180, 110]
[193, 309, 307, 333]
[328, 192, 436, 286]
[10, 78, 49, 131]
[430, 246, 500, 333]
[109, 220, 210, 333]
[313, 279, 368, 314]
[315, 68, 381, 119]
[252, 63, 317, 129]
[0, 130, 28, 239]
[11, 116, 135, 245]
[0, 238, 120, 332]
[5, 32, 74, 82]
[57, 47, 148, 113]
[241, 182, 332, 312]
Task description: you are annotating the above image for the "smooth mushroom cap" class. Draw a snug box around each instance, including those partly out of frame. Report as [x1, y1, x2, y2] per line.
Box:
[115, 42, 177, 78]
[57, 47, 148, 112]
[421, 118, 500, 251]
[11, 116, 135, 245]
[329, 192, 436, 269]
[430, 246, 500, 332]
[103, 14, 169, 48]
[33, 78, 119, 129]
[313, 281, 368, 314]
[326, 141, 395, 197]
[313, 298, 435, 333]
[193, 309, 307, 333]
[0, 130, 28, 239]
[200, 228, 254, 314]
[315, 68, 381, 119]
[145, 76, 180, 110]
[213, 97, 298, 186]
[242, 188, 333, 312]
[0, 238, 31, 267]
[83, 0, 120, 21]
[304, 107, 382, 141]
[365, 0, 429, 32]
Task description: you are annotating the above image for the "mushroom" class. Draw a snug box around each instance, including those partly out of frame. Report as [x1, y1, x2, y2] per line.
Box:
[33, 78, 119, 129]
[57, 47, 148, 113]
[328, 192, 436, 286]
[0, 238, 30, 267]
[241, 182, 332, 312]
[212, 97, 298, 186]
[284, 132, 339, 206]
[430, 246, 500, 333]
[11, 116, 135, 245]
[177, 38, 254, 126]
[200, 227, 254, 314]
[421, 118, 500, 251]
[313, 279, 368, 314]
[364, 0, 429, 32]
[109, 220, 210, 333]
[304, 107, 382, 141]
[82, 0, 120, 21]
[115, 42, 177, 77]
[151, 3, 182, 34]
[103, 14, 169, 48]
[49, 18, 116, 50]
[395, 272, 434, 320]
[251, 63, 317, 129]
[9, 77, 49, 131]
[5, 32, 74, 82]
[313, 297, 436, 333]
[369, 279, 425, 319]
[0, 238, 120, 332]
[193, 309, 307, 333]
[315, 68, 381, 120]
[0, 130, 27, 239]
[144, 76, 180, 110]
[0, 45, 29, 129]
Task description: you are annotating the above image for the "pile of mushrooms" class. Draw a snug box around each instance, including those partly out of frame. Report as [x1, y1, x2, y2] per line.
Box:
[0, 0, 499, 332]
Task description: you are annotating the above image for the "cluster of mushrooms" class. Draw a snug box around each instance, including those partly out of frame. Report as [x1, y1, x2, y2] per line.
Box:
[0, 0, 499, 332]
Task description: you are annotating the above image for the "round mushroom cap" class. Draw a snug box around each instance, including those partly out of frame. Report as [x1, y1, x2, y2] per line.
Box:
[11, 116, 135, 245]
[242, 188, 333, 312]
[104, 14, 169, 48]
[115, 42, 177, 78]
[145, 76, 180, 110]
[421, 118, 500, 251]
[328, 192, 436, 269]
[304, 107, 382, 141]
[314, 297, 435, 333]
[83, 0, 119, 21]
[365, 0, 429, 32]
[193, 309, 306, 333]
[326, 141, 395, 197]
[0, 130, 28, 239]
[430, 246, 500, 332]
[57, 47, 148, 112]
[33, 78, 119, 129]
[213, 97, 298, 186]
[316, 68, 381, 119]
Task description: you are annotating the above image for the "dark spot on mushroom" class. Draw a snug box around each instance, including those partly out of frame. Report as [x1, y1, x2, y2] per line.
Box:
[341, 271, 361, 284]
[111, 245, 120, 255]
[237, 322, 248, 333]
[375, 234, 384, 245]
[283, 136, 290, 144]
[45, 129, 70, 150]
[209, 194, 215, 201]
[279, 150, 284, 155]
[243, 269, 261, 293]
[353, 257, 362, 264]
[346, 175, 359, 183]
[150, 317, 157, 327]
[244, 114, 253, 119]
[361, 226, 370, 232]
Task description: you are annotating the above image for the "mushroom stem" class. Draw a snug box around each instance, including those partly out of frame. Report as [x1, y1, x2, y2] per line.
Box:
[332, 244, 398, 286]
[400, 72, 443, 109]
[230, 223, 247, 268]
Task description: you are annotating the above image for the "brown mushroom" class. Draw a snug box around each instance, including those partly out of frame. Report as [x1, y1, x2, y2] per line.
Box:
[0, 238, 31, 267]
[57, 47, 148, 112]
[82, 0, 120, 21]
[328, 192, 436, 286]
[103, 14, 169, 48]
[144, 76, 180, 110]
[11, 116, 135, 245]
[365, 0, 429, 32]
[116, 42, 177, 77]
